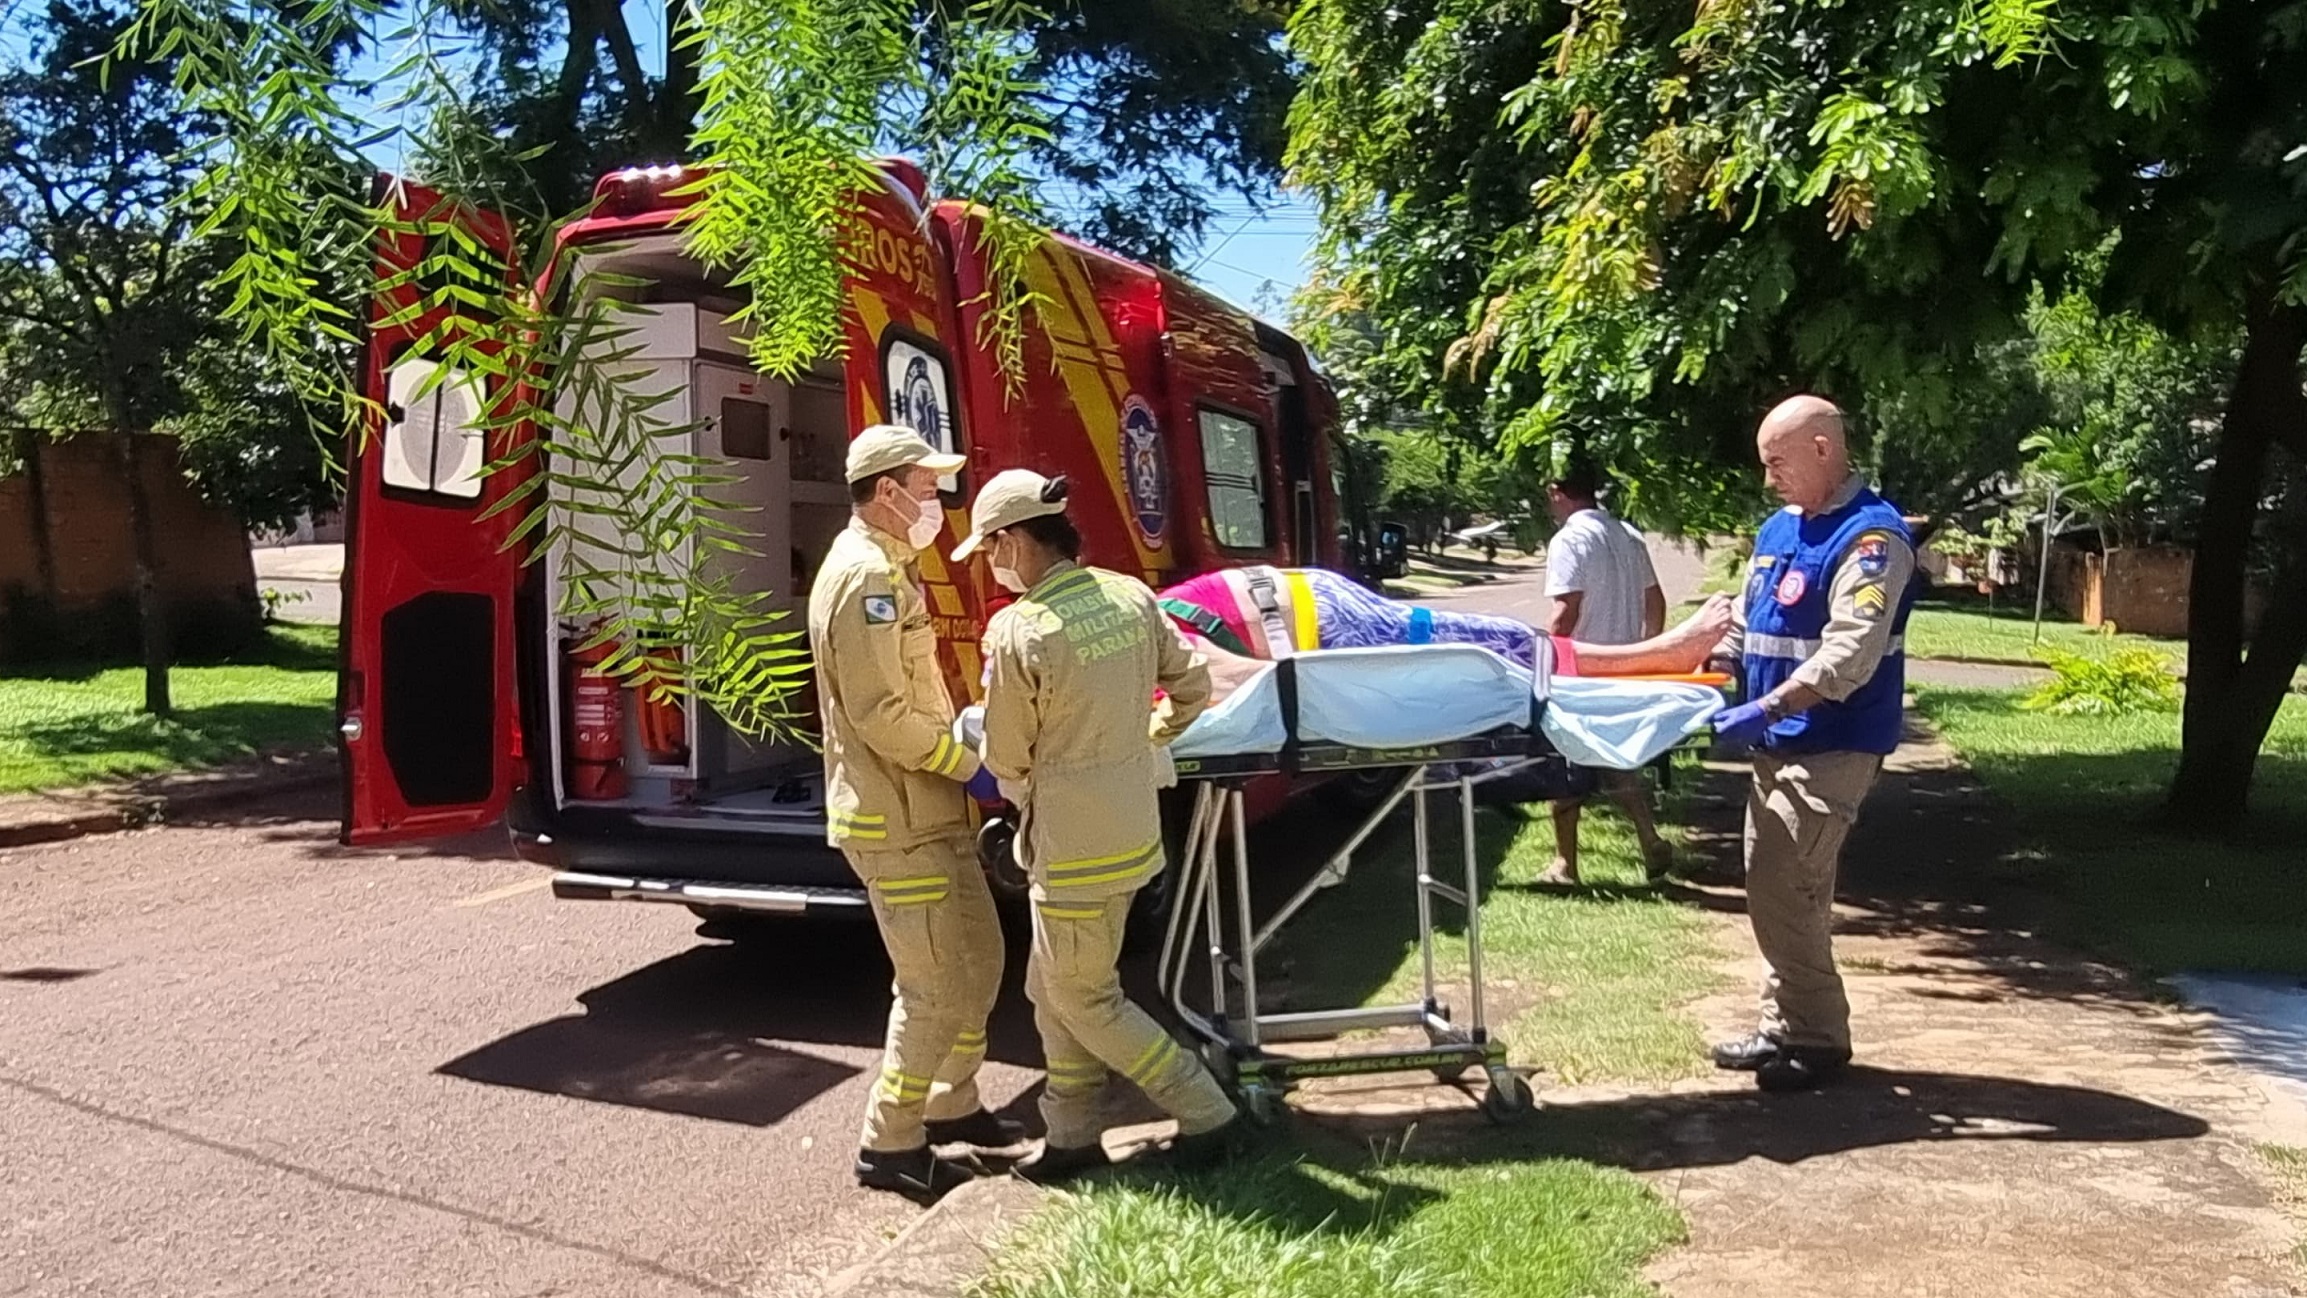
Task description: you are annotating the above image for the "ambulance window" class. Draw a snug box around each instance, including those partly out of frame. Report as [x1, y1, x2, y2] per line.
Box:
[381, 357, 486, 501]
[883, 335, 958, 490]
[1198, 407, 1269, 550]
[721, 397, 772, 460]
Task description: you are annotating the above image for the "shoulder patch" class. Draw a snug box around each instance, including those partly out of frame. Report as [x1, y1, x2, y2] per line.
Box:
[862, 594, 898, 625]
[1853, 531, 1894, 577]
[1853, 582, 1889, 620]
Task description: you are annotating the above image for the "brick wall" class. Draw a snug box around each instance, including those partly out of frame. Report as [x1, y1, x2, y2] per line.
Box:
[1, 433, 260, 661]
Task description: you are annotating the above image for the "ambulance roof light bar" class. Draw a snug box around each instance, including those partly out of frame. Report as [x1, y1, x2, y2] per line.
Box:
[592, 163, 700, 216]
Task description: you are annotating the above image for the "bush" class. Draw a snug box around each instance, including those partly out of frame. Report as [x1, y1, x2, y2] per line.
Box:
[2021, 647, 2182, 716]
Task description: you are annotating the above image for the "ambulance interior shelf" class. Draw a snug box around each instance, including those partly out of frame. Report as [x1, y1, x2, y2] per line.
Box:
[543, 253, 844, 814]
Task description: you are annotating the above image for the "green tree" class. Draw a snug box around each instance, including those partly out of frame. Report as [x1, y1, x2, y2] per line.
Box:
[1, 0, 221, 712]
[131, 0, 1057, 737]
[1289, 0, 2307, 825]
[404, 0, 1294, 263]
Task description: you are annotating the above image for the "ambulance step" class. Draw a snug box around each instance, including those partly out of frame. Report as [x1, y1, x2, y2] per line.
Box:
[550, 872, 868, 915]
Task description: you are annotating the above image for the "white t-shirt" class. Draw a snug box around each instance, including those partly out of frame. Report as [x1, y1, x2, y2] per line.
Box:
[1545, 507, 1659, 645]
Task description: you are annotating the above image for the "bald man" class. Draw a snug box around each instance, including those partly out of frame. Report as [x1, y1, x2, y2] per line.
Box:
[1705, 396, 1917, 1092]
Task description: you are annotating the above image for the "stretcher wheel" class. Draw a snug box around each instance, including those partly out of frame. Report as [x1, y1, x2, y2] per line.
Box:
[1481, 1067, 1534, 1120]
[1238, 1082, 1284, 1126]
[1199, 1042, 1239, 1089]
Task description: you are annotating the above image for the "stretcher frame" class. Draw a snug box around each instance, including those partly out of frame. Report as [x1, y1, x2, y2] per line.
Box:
[1156, 655, 1554, 1122]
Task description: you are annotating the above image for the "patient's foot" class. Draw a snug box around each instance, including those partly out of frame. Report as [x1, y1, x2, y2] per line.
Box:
[1659, 595, 1733, 665]
[1536, 858, 1580, 887]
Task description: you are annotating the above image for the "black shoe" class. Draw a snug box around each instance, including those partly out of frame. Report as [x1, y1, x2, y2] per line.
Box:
[1710, 1034, 1782, 1071]
[925, 1110, 1031, 1152]
[1755, 1047, 1852, 1093]
[1164, 1116, 1247, 1172]
[1014, 1140, 1108, 1184]
[854, 1146, 976, 1201]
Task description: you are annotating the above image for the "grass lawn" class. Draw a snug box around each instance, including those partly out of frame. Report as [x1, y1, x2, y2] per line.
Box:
[1914, 686, 2307, 973]
[971, 1145, 1680, 1298]
[0, 625, 338, 795]
[1902, 596, 2183, 665]
[1271, 790, 1722, 1085]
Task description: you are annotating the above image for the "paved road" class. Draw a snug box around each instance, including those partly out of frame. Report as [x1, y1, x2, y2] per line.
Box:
[0, 787, 1049, 1298]
[252, 544, 343, 627]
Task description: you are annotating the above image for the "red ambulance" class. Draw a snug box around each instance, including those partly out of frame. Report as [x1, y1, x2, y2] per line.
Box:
[339, 159, 1344, 924]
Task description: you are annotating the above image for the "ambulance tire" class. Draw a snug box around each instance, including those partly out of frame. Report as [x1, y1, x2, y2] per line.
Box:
[1316, 768, 1399, 814]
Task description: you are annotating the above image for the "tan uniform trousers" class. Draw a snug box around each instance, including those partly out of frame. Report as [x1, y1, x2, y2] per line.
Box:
[1026, 889, 1236, 1151]
[1744, 749, 1882, 1053]
[846, 836, 1005, 1153]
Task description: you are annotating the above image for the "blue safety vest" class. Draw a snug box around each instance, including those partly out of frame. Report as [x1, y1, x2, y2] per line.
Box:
[1741, 486, 1917, 755]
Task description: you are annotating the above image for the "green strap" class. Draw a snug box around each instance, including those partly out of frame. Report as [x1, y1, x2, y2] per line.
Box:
[1159, 598, 1250, 656]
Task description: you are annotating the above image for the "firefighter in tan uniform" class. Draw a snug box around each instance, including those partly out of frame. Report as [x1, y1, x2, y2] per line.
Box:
[809, 425, 1016, 1200]
[1706, 396, 1918, 1093]
[951, 470, 1241, 1178]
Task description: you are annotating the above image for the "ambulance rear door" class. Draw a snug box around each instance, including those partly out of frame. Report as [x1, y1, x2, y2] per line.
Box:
[339, 179, 525, 845]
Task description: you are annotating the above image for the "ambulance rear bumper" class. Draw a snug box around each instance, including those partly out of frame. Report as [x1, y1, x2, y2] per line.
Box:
[549, 871, 870, 917]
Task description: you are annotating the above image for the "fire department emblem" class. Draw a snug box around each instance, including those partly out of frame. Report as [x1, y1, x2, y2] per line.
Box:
[1120, 395, 1167, 546]
[1775, 570, 1809, 606]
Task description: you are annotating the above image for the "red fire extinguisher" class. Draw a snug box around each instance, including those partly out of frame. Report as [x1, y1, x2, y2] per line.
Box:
[566, 630, 628, 800]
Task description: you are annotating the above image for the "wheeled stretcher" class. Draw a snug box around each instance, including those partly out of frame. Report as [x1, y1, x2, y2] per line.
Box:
[1154, 642, 1724, 1122]
[1156, 643, 1563, 1122]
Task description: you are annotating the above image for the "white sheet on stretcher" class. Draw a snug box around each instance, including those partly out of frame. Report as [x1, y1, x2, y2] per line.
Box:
[1170, 644, 1723, 771]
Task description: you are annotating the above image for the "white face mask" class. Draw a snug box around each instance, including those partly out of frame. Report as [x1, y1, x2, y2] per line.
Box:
[890, 487, 943, 551]
[989, 533, 1026, 592]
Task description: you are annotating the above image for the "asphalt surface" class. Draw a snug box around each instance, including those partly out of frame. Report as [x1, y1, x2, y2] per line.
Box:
[0, 785, 1050, 1298]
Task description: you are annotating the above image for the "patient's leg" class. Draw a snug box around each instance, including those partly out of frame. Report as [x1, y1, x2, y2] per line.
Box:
[1570, 595, 1733, 676]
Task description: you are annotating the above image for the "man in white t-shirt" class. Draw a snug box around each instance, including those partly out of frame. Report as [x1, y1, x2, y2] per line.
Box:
[1541, 464, 1673, 885]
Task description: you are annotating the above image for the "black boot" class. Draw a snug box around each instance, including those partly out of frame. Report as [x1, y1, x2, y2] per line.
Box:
[1014, 1140, 1109, 1184]
[854, 1146, 976, 1201]
[1755, 1046, 1852, 1093]
[1165, 1116, 1247, 1171]
[925, 1110, 1031, 1152]
[1709, 1034, 1782, 1071]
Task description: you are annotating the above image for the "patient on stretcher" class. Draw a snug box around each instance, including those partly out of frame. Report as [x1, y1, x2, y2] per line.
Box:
[1157, 566, 1731, 703]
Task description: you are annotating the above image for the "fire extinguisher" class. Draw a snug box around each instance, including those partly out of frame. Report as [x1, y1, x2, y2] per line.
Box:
[565, 629, 628, 800]
[635, 639, 688, 767]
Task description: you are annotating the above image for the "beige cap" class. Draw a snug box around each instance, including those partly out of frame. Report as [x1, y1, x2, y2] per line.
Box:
[951, 468, 1067, 560]
[844, 423, 966, 483]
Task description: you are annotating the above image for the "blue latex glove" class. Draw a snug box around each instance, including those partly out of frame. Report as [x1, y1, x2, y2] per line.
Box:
[963, 765, 1000, 802]
[1711, 700, 1772, 748]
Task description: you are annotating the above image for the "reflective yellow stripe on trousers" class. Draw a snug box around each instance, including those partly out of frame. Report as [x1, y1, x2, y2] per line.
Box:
[1042, 839, 1160, 891]
[875, 874, 951, 906]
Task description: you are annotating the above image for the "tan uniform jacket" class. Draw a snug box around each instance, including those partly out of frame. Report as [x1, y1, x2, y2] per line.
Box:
[808, 518, 981, 850]
[981, 561, 1212, 902]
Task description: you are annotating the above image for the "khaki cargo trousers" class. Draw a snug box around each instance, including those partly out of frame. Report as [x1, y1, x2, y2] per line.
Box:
[845, 836, 1005, 1153]
[1026, 888, 1236, 1151]
[1744, 749, 1883, 1053]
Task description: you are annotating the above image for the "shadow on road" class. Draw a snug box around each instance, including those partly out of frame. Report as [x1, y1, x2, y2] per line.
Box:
[437, 916, 1045, 1126]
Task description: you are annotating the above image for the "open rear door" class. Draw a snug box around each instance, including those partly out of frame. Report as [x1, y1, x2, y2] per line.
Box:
[339, 179, 523, 845]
